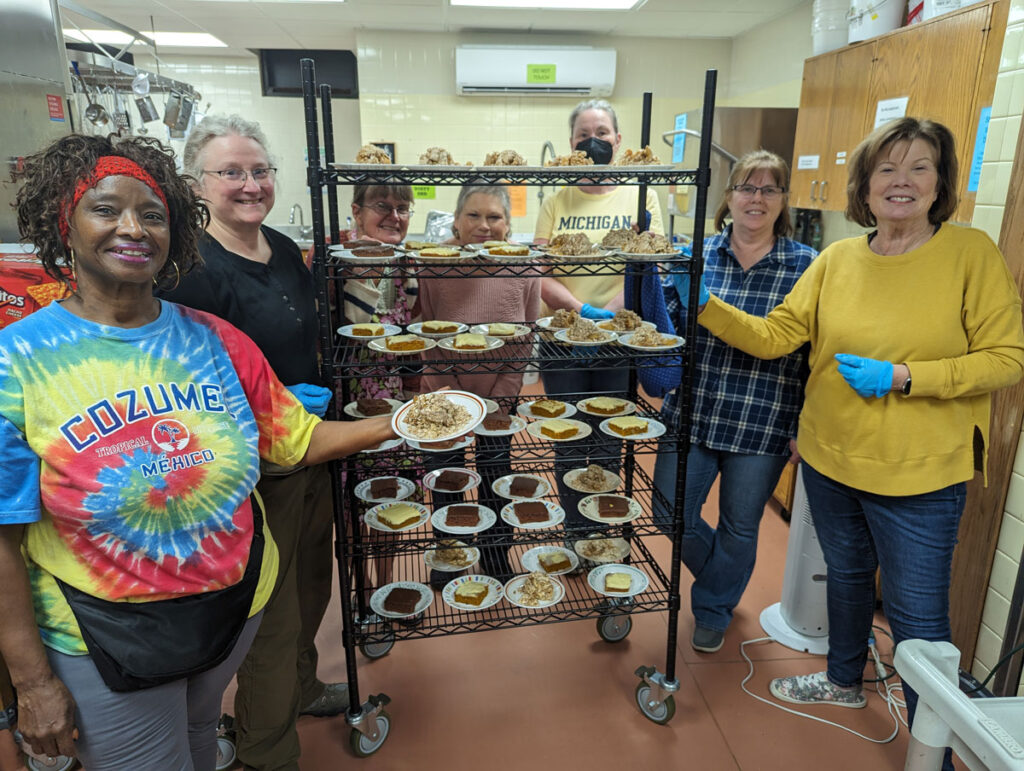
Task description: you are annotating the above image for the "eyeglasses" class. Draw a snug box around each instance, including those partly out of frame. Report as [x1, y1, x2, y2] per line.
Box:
[203, 168, 277, 185]
[362, 202, 413, 219]
[731, 184, 786, 199]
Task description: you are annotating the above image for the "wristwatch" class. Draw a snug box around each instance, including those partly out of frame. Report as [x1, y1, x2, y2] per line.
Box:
[900, 374, 912, 395]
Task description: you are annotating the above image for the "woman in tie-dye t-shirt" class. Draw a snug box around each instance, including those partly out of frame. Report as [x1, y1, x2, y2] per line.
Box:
[0, 134, 396, 770]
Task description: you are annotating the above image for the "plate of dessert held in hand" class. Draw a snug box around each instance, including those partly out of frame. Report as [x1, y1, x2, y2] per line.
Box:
[442, 574, 504, 611]
[422, 467, 481, 495]
[574, 396, 636, 418]
[500, 499, 565, 530]
[515, 398, 576, 421]
[491, 473, 551, 500]
[474, 411, 527, 437]
[368, 334, 437, 355]
[431, 503, 497, 535]
[617, 327, 684, 351]
[406, 320, 469, 338]
[587, 563, 649, 598]
[526, 418, 592, 443]
[598, 416, 667, 441]
[423, 539, 480, 572]
[554, 318, 616, 347]
[519, 545, 580, 576]
[436, 333, 505, 353]
[563, 464, 622, 494]
[504, 572, 565, 609]
[354, 475, 417, 504]
[392, 390, 485, 444]
[343, 397, 403, 419]
[365, 501, 431, 533]
[370, 581, 433, 619]
[578, 494, 642, 524]
[337, 322, 402, 340]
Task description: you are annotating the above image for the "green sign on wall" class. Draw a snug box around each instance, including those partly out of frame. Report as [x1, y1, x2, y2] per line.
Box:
[412, 185, 436, 199]
[527, 64, 556, 84]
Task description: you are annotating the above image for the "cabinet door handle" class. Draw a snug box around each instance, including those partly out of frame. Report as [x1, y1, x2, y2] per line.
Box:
[820, 179, 828, 202]
[810, 179, 818, 202]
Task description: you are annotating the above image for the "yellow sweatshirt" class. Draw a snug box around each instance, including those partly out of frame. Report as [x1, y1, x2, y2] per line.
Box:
[698, 223, 1024, 496]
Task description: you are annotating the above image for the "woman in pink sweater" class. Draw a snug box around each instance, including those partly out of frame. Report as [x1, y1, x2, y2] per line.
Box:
[419, 185, 541, 583]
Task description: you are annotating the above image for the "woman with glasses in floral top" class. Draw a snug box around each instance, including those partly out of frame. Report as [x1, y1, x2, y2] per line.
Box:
[645, 150, 817, 656]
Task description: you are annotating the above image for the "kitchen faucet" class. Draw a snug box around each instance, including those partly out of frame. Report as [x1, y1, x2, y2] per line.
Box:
[289, 203, 304, 227]
[538, 140, 557, 206]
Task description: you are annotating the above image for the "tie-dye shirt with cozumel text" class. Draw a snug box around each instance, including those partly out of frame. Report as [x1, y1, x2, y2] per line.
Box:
[0, 300, 320, 654]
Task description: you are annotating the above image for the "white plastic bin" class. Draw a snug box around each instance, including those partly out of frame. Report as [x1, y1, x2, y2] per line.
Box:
[894, 639, 1024, 770]
[848, 0, 905, 42]
[813, 0, 850, 55]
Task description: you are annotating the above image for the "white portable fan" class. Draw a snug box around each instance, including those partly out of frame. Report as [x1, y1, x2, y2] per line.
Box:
[760, 464, 829, 654]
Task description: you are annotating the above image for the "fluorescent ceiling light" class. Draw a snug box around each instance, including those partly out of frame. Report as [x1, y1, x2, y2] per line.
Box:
[63, 29, 227, 47]
[450, 0, 641, 7]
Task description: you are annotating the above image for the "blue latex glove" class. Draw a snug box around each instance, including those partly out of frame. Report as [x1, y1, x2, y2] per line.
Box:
[834, 353, 893, 398]
[286, 383, 332, 417]
[580, 303, 615, 320]
[670, 269, 710, 309]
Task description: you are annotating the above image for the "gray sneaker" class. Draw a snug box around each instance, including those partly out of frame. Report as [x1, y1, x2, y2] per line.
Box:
[691, 625, 724, 653]
[769, 671, 867, 709]
[299, 681, 350, 717]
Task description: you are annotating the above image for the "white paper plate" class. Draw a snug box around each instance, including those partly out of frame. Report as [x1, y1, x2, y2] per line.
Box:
[412, 249, 469, 263]
[474, 413, 527, 437]
[491, 473, 551, 500]
[573, 534, 631, 564]
[469, 323, 532, 339]
[365, 501, 431, 533]
[519, 545, 580, 576]
[587, 563, 649, 597]
[370, 581, 433, 619]
[598, 417, 667, 441]
[483, 398, 500, 414]
[406, 321, 469, 339]
[617, 331, 685, 351]
[337, 323, 402, 340]
[596, 319, 656, 334]
[615, 250, 682, 262]
[574, 397, 636, 418]
[504, 574, 565, 609]
[436, 336, 505, 354]
[546, 248, 616, 262]
[407, 435, 476, 453]
[442, 574, 504, 611]
[330, 248, 401, 263]
[500, 500, 565, 530]
[391, 390, 486, 443]
[343, 397, 403, 419]
[578, 494, 643, 525]
[368, 336, 437, 355]
[354, 475, 417, 504]
[563, 467, 622, 495]
[423, 540, 480, 572]
[431, 504, 497, 535]
[482, 248, 545, 261]
[554, 328, 617, 347]
[516, 400, 576, 421]
[526, 418, 592, 443]
[422, 466, 481, 494]
[358, 437, 406, 455]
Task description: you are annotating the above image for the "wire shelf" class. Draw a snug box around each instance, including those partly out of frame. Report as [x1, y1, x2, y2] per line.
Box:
[320, 166, 699, 187]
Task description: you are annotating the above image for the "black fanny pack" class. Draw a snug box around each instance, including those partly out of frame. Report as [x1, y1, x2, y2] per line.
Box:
[55, 496, 265, 692]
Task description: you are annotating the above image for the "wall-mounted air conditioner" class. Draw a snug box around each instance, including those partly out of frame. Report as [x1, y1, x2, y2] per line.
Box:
[455, 45, 615, 97]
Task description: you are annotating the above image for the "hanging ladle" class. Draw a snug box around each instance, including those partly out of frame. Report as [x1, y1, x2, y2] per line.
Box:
[71, 61, 110, 127]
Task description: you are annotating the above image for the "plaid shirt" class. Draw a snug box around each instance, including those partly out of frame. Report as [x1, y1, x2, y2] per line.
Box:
[662, 226, 816, 455]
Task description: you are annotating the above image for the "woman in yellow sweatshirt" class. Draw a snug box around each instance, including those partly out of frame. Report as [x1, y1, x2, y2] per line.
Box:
[680, 117, 1024, 767]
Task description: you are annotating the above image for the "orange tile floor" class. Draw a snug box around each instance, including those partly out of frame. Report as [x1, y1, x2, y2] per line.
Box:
[218, 384, 943, 769]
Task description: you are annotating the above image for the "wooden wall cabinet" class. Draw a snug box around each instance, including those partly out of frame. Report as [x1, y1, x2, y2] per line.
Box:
[790, 0, 1007, 221]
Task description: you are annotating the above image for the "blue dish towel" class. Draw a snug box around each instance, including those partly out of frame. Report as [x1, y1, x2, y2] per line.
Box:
[623, 258, 684, 398]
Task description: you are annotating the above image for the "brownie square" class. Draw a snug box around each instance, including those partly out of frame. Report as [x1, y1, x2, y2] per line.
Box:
[435, 470, 468, 491]
[383, 587, 421, 615]
[370, 478, 399, 500]
[509, 476, 539, 497]
[482, 413, 512, 431]
[445, 505, 480, 527]
[514, 501, 549, 523]
[597, 496, 630, 518]
[357, 398, 392, 416]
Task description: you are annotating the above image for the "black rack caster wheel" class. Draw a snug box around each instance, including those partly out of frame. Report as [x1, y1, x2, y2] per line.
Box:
[349, 710, 390, 757]
[597, 612, 632, 643]
[635, 682, 676, 725]
[215, 713, 237, 771]
[360, 628, 396, 659]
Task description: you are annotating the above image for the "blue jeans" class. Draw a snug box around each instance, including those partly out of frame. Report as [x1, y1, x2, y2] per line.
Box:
[540, 366, 630, 532]
[653, 439, 788, 632]
[802, 462, 964, 767]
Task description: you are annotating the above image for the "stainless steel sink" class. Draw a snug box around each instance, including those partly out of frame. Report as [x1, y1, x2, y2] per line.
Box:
[267, 223, 314, 247]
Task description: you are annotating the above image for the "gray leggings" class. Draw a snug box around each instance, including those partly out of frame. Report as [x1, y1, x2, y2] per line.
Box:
[45, 612, 261, 771]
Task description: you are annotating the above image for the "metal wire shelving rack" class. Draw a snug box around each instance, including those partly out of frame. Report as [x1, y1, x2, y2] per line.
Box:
[300, 57, 716, 756]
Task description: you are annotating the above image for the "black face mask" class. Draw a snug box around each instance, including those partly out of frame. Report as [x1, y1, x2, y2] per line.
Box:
[574, 136, 614, 165]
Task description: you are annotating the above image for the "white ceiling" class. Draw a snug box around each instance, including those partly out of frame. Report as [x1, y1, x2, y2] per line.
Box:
[61, 0, 808, 57]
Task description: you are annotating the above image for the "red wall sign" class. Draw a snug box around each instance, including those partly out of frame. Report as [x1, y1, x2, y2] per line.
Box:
[46, 94, 66, 122]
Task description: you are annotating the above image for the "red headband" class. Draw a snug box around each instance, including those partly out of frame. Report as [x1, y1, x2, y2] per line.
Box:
[59, 156, 169, 247]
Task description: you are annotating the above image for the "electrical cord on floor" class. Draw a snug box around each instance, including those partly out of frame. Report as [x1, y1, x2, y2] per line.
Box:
[962, 640, 1024, 694]
[739, 636, 901, 744]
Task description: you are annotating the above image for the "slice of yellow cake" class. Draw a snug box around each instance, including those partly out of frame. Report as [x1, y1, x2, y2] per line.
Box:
[488, 323, 517, 336]
[604, 572, 632, 593]
[376, 503, 422, 530]
[541, 419, 578, 440]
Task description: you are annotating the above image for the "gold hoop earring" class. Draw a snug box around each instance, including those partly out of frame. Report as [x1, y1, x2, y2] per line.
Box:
[154, 261, 181, 291]
[68, 248, 78, 287]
